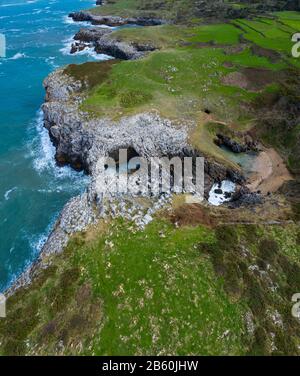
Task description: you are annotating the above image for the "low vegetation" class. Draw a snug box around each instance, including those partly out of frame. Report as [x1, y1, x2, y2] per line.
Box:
[0, 211, 299, 355]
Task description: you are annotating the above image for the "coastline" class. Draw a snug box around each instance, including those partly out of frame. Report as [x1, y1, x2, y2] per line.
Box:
[0, 0, 102, 294]
[1, 1, 300, 356]
[5, 1, 295, 297]
[5, 62, 242, 296]
[3, 2, 246, 296]
[3, 1, 103, 297]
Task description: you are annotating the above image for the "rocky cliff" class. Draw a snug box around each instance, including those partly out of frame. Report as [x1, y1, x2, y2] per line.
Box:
[69, 11, 166, 27]
[71, 28, 157, 60]
[37, 66, 245, 262]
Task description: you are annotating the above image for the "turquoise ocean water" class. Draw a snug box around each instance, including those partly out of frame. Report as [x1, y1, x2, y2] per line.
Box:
[0, 0, 107, 291]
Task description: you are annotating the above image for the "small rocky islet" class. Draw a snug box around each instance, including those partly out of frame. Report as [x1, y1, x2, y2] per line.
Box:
[1, 0, 300, 356]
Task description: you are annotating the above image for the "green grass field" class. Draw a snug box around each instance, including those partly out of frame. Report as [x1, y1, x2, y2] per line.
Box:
[1, 215, 299, 355]
[66, 13, 300, 168]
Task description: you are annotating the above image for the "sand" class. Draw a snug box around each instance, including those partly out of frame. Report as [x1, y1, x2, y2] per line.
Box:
[246, 148, 293, 194]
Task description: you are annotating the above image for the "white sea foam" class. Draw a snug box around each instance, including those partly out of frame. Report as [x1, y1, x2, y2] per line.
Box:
[63, 15, 91, 27]
[31, 111, 57, 172]
[59, 35, 75, 54]
[63, 14, 114, 29]
[4, 217, 55, 290]
[0, 0, 38, 7]
[28, 230, 50, 254]
[28, 111, 90, 188]
[4, 187, 17, 201]
[60, 36, 112, 60]
[9, 52, 27, 60]
[72, 46, 112, 60]
[45, 56, 58, 69]
[0, 3, 23, 7]
[208, 180, 236, 206]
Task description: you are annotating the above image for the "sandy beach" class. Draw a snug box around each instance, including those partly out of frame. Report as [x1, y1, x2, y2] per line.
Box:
[246, 147, 293, 194]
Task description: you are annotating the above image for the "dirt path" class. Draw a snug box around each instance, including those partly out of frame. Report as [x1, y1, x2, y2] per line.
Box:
[246, 148, 293, 194]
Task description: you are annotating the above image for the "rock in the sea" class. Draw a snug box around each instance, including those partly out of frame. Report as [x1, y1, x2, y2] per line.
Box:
[70, 42, 90, 54]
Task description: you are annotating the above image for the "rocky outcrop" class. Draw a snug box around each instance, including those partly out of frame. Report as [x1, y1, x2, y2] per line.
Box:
[69, 11, 165, 27]
[74, 27, 112, 43]
[43, 70, 191, 173]
[215, 133, 258, 153]
[94, 36, 156, 60]
[42, 192, 98, 255]
[42, 68, 244, 205]
[228, 186, 263, 208]
[43, 69, 243, 180]
[71, 27, 156, 60]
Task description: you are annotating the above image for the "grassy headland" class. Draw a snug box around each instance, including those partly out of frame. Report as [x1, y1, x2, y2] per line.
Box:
[1, 211, 299, 355]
